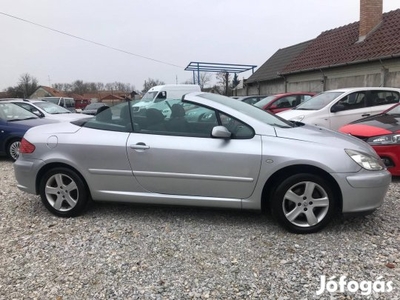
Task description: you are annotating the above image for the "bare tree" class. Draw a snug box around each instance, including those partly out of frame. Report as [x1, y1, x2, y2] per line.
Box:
[18, 73, 38, 98]
[95, 82, 105, 91]
[142, 78, 165, 93]
[71, 80, 90, 94]
[53, 83, 72, 92]
[216, 71, 232, 96]
[183, 72, 211, 90]
[3, 73, 38, 98]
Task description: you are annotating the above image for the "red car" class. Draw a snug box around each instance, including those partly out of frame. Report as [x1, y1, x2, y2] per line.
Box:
[254, 92, 315, 114]
[340, 103, 400, 176]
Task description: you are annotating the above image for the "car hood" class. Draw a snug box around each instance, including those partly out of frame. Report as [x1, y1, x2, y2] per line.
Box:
[277, 109, 316, 119]
[133, 101, 151, 108]
[273, 123, 377, 155]
[82, 110, 97, 114]
[340, 114, 400, 137]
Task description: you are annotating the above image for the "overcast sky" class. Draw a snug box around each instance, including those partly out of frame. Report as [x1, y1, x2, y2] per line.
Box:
[1, 0, 399, 91]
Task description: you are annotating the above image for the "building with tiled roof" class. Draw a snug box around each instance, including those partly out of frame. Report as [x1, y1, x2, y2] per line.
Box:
[30, 86, 69, 99]
[244, 0, 400, 96]
[245, 40, 314, 94]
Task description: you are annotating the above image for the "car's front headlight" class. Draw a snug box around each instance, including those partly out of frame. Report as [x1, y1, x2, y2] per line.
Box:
[367, 134, 400, 145]
[345, 149, 385, 171]
[290, 115, 305, 122]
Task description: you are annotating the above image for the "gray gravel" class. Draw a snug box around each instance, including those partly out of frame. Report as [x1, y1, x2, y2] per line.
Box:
[0, 158, 399, 299]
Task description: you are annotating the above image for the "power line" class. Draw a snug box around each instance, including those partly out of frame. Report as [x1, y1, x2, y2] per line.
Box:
[0, 11, 184, 69]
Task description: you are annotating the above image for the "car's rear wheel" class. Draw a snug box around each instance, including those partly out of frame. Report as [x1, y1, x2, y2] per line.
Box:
[39, 167, 88, 217]
[271, 173, 336, 234]
[7, 139, 21, 161]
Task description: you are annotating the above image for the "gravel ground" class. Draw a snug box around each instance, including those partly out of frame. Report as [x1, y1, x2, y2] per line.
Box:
[0, 158, 399, 300]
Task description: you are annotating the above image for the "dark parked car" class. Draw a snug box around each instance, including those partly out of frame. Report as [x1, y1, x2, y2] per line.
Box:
[0, 102, 56, 160]
[82, 103, 108, 115]
[254, 92, 315, 114]
[340, 103, 400, 176]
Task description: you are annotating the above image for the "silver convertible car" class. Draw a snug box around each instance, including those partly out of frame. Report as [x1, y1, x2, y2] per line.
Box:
[14, 92, 391, 233]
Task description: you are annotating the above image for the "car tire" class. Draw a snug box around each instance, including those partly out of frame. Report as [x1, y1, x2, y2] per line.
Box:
[271, 173, 336, 234]
[39, 167, 89, 217]
[7, 139, 21, 161]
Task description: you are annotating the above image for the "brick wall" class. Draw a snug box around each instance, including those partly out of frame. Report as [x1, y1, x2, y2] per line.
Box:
[359, 0, 383, 38]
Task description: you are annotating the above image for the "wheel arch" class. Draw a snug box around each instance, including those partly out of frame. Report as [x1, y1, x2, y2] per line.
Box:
[35, 163, 91, 198]
[261, 164, 343, 212]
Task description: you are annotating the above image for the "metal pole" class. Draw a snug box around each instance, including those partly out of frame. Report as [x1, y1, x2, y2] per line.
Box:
[197, 63, 200, 86]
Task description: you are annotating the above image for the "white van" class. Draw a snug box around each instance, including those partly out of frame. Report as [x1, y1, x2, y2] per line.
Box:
[277, 87, 400, 131]
[41, 97, 76, 112]
[133, 84, 201, 112]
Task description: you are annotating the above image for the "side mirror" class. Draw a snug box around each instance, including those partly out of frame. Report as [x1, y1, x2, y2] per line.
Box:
[331, 103, 346, 113]
[211, 126, 231, 139]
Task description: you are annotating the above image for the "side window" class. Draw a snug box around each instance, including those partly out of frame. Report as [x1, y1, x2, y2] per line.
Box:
[83, 102, 131, 132]
[154, 91, 167, 103]
[137, 100, 217, 137]
[303, 95, 313, 102]
[334, 92, 367, 111]
[134, 99, 254, 139]
[19, 103, 34, 113]
[275, 96, 295, 108]
[369, 91, 400, 106]
[219, 112, 254, 139]
[67, 99, 75, 108]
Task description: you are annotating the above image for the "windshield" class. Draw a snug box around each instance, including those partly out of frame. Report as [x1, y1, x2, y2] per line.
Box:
[254, 96, 277, 108]
[140, 91, 158, 102]
[196, 93, 292, 128]
[43, 97, 60, 105]
[0, 103, 38, 121]
[35, 101, 71, 114]
[295, 92, 343, 110]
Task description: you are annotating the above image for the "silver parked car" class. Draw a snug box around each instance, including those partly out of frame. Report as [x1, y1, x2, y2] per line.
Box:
[14, 92, 391, 233]
[9, 99, 90, 122]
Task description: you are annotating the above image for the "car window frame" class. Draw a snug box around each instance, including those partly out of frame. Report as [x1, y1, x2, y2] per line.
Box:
[133, 99, 255, 139]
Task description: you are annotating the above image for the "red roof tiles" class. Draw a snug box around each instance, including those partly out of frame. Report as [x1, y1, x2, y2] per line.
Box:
[283, 9, 400, 74]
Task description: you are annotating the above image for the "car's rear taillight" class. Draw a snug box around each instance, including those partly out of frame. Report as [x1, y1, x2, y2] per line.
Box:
[19, 138, 35, 154]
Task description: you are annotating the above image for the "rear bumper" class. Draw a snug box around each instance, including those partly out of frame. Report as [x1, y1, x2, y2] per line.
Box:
[14, 157, 44, 195]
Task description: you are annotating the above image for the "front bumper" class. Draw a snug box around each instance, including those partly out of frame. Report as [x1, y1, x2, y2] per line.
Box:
[333, 169, 391, 213]
[373, 145, 400, 176]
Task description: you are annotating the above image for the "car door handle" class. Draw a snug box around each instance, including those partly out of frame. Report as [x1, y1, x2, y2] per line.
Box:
[130, 143, 150, 150]
[361, 113, 370, 117]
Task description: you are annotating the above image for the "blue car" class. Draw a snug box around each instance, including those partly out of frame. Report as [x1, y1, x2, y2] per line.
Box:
[0, 101, 56, 160]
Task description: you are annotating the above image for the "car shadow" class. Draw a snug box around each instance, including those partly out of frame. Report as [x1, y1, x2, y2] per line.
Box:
[391, 175, 400, 182]
[88, 200, 278, 228]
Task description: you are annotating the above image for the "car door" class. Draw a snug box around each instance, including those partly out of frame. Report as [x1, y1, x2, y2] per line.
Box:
[367, 90, 400, 114]
[126, 102, 262, 200]
[329, 91, 370, 130]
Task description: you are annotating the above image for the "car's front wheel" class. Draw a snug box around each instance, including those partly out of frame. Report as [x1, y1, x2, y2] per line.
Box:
[271, 173, 336, 234]
[39, 167, 89, 217]
[7, 139, 21, 161]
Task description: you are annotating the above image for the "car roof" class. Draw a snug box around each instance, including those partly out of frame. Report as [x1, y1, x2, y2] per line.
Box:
[1, 98, 45, 104]
[322, 87, 400, 93]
